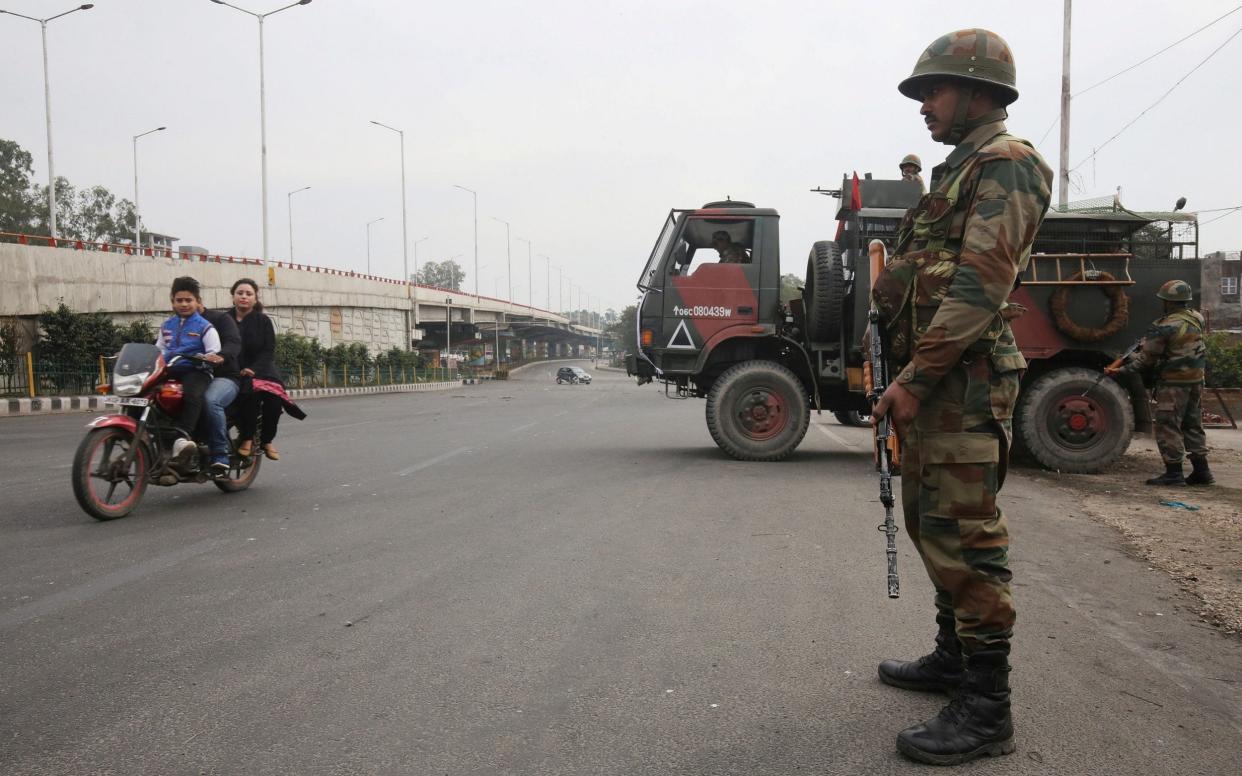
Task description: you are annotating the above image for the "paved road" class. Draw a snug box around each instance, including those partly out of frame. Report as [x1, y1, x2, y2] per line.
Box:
[1, 362, 1239, 775]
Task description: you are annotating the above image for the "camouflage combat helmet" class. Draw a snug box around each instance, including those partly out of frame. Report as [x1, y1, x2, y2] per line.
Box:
[900, 154, 922, 171]
[898, 29, 1019, 106]
[1156, 279, 1193, 302]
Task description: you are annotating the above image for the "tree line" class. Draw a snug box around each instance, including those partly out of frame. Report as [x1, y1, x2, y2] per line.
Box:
[1, 138, 139, 243]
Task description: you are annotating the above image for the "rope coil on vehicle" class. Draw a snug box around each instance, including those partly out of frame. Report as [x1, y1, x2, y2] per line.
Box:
[1048, 270, 1129, 343]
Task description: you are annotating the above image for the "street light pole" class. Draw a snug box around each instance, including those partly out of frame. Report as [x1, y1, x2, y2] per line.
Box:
[490, 217, 511, 303]
[132, 125, 166, 249]
[412, 236, 429, 279]
[517, 237, 533, 310]
[452, 184, 478, 299]
[540, 254, 551, 312]
[2, 5, 95, 240]
[369, 121, 408, 285]
[366, 217, 385, 275]
[209, 0, 313, 265]
[286, 185, 310, 262]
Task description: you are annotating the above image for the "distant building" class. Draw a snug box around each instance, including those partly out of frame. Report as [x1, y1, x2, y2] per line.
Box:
[142, 231, 179, 251]
[1201, 251, 1242, 330]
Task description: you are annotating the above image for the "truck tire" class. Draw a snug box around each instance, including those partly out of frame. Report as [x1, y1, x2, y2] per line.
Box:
[705, 360, 810, 461]
[803, 241, 845, 343]
[834, 410, 870, 427]
[1016, 367, 1134, 473]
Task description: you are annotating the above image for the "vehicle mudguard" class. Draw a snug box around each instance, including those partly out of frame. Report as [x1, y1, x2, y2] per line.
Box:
[86, 414, 139, 432]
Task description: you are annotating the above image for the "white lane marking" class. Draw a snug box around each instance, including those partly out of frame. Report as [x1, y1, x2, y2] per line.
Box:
[397, 447, 472, 477]
[0, 537, 227, 631]
[814, 423, 860, 449]
[512, 421, 538, 433]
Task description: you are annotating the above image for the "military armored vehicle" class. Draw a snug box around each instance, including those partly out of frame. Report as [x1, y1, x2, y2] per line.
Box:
[626, 183, 1200, 472]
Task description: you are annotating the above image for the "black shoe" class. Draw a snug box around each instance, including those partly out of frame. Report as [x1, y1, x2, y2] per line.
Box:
[1145, 462, 1185, 486]
[1186, 454, 1215, 486]
[896, 650, 1015, 766]
[878, 619, 963, 694]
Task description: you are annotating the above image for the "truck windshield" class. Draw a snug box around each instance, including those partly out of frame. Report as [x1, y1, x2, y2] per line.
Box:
[638, 211, 679, 291]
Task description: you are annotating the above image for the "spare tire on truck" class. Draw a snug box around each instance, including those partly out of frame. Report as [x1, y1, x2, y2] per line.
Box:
[706, 360, 810, 461]
[803, 241, 845, 343]
[1015, 366, 1134, 473]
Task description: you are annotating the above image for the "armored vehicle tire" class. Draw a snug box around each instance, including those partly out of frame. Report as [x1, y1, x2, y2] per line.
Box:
[706, 360, 810, 461]
[834, 410, 870, 427]
[804, 241, 845, 343]
[1016, 367, 1134, 474]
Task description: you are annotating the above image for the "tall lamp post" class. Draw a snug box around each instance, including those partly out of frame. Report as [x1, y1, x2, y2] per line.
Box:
[366, 217, 385, 275]
[132, 125, 166, 249]
[490, 217, 511, 303]
[452, 184, 478, 299]
[412, 236, 429, 279]
[369, 121, 409, 285]
[286, 185, 310, 262]
[516, 237, 533, 310]
[1, 4, 95, 240]
[208, 0, 314, 266]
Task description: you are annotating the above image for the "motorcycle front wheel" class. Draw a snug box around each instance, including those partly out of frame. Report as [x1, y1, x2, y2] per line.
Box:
[72, 427, 149, 520]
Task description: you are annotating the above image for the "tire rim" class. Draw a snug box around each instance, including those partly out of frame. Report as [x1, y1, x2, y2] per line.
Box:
[86, 432, 143, 510]
[736, 386, 788, 440]
[1047, 393, 1109, 450]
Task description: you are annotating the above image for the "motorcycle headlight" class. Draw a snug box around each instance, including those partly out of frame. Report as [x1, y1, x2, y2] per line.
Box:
[112, 371, 148, 396]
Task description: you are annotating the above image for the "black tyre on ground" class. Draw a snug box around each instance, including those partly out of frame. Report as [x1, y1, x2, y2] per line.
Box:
[803, 240, 846, 343]
[72, 427, 149, 520]
[834, 410, 870, 427]
[1016, 367, 1134, 473]
[705, 360, 810, 461]
[214, 428, 263, 493]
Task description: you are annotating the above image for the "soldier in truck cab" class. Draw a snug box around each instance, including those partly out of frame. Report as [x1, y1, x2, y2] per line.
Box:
[869, 28, 1052, 766]
[900, 153, 925, 193]
[710, 230, 750, 264]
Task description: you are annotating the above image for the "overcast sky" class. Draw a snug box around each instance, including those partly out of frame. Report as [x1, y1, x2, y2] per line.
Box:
[2, 0, 1239, 314]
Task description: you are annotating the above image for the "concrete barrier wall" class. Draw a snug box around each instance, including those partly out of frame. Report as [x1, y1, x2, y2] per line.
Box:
[0, 243, 571, 352]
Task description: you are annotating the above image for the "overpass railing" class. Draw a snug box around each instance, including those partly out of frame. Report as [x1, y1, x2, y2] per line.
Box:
[0, 232, 565, 321]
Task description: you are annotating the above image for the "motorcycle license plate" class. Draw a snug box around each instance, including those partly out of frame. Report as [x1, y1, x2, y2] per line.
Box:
[104, 396, 150, 407]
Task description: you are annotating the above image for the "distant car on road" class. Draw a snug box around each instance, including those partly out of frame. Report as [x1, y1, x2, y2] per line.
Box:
[556, 367, 592, 385]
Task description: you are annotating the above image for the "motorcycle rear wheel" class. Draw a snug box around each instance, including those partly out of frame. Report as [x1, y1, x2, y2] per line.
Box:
[72, 427, 149, 520]
[214, 430, 262, 493]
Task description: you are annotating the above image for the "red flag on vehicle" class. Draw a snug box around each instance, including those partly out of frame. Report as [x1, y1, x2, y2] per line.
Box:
[851, 172, 862, 211]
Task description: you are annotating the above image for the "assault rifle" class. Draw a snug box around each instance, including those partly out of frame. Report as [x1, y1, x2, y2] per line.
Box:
[865, 239, 900, 600]
[1082, 338, 1144, 398]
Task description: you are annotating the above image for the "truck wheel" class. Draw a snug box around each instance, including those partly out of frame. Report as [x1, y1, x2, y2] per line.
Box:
[706, 360, 810, 461]
[803, 241, 845, 343]
[1016, 367, 1134, 473]
[834, 410, 870, 427]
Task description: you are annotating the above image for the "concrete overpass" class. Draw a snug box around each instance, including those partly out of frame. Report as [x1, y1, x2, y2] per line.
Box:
[0, 238, 604, 361]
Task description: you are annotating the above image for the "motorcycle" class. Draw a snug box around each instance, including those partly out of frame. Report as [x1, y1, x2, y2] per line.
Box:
[71, 343, 261, 521]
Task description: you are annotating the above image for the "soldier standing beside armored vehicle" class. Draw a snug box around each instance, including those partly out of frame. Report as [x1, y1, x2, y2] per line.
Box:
[1106, 279, 1213, 486]
[869, 29, 1053, 765]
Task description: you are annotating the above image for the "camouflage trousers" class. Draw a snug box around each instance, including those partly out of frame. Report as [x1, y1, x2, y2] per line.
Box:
[899, 360, 1018, 654]
[1153, 383, 1208, 464]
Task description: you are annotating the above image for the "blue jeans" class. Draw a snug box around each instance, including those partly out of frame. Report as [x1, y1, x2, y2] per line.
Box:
[203, 377, 240, 455]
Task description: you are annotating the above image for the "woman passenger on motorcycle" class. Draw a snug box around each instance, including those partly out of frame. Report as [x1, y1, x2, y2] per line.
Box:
[156, 276, 220, 461]
[230, 278, 285, 460]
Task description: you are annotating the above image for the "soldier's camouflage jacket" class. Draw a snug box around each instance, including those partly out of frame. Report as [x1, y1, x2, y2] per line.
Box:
[1121, 308, 1206, 385]
[872, 118, 1053, 415]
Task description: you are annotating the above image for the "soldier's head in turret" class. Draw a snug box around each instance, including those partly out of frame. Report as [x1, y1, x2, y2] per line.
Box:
[899, 154, 922, 177]
[898, 29, 1018, 145]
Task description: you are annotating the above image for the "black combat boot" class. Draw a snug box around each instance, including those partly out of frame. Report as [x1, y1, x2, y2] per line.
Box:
[1145, 462, 1185, 486]
[1186, 454, 1215, 486]
[878, 617, 963, 694]
[896, 650, 1015, 766]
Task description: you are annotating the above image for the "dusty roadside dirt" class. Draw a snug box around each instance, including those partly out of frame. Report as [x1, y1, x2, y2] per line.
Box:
[1024, 430, 1242, 636]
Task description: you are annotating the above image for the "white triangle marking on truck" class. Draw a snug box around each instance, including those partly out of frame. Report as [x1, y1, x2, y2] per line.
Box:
[667, 319, 696, 349]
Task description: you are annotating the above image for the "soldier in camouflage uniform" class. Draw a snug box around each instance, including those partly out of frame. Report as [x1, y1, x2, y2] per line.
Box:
[711, 230, 751, 264]
[900, 153, 926, 193]
[869, 29, 1053, 766]
[1107, 279, 1213, 486]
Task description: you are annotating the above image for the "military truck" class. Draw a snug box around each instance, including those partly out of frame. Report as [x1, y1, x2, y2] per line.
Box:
[625, 183, 1201, 472]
